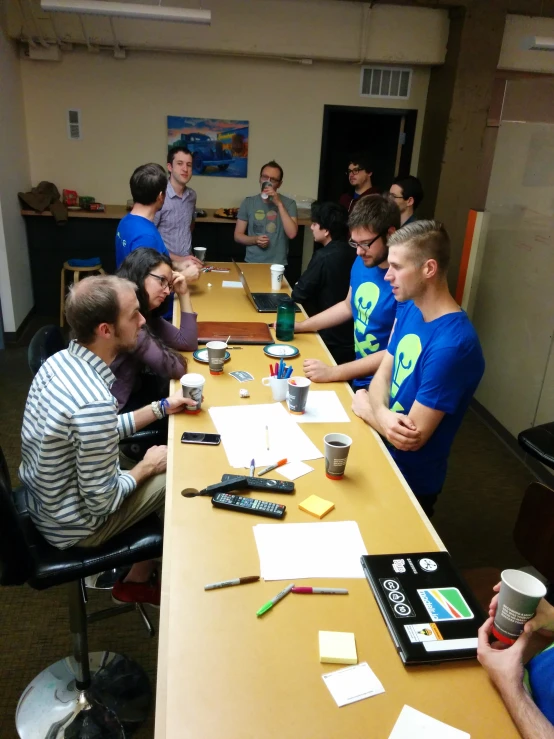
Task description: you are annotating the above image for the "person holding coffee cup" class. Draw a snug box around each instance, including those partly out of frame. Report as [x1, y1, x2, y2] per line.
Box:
[112, 248, 198, 412]
[477, 582, 554, 737]
[234, 160, 298, 266]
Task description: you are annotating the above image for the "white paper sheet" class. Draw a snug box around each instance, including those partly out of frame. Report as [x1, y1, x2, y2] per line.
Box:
[388, 706, 470, 739]
[209, 403, 324, 468]
[253, 521, 368, 580]
[322, 663, 385, 707]
[278, 461, 314, 480]
[222, 280, 243, 288]
[293, 391, 350, 424]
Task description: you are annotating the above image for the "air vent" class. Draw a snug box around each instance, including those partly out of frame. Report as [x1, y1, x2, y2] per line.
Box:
[360, 67, 412, 100]
[67, 109, 82, 140]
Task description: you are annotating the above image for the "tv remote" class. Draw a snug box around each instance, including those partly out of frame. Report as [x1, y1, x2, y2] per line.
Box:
[221, 473, 295, 494]
[212, 492, 286, 519]
[199, 476, 248, 496]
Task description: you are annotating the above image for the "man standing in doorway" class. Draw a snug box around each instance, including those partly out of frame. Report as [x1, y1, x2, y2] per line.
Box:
[351, 220, 485, 517]
[155, 146, 203, 269]
[234, 160, 298, 266]
[389, 175, 424, 226]
[339, 153, 379, 214]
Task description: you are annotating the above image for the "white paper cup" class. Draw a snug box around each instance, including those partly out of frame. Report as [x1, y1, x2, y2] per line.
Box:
[270, 264, 285, 291]
[193, 247, 207, 263]
[180, 373, 206, 413]
[262, 376, 288, 401]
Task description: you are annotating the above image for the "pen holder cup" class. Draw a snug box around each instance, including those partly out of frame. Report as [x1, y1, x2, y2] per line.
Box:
[262, 376, 288, 402]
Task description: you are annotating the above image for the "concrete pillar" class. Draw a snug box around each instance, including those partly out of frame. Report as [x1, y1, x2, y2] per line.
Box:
[417, 1, 507, 291]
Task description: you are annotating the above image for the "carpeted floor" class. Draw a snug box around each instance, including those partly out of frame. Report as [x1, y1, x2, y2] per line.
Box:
[0, 321, 537, 737]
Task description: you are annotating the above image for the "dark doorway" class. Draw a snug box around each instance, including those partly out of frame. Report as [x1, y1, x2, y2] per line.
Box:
[318, 105, 417, 203]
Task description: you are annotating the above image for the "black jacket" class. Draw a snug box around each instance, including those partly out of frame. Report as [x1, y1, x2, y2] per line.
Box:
[291, 240, 356, 363]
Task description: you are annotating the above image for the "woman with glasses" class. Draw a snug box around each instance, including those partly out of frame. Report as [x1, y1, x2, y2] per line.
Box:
[111, 247, 198, 412]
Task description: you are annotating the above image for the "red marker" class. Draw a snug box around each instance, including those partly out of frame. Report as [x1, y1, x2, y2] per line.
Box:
[292, 587, 349, 594]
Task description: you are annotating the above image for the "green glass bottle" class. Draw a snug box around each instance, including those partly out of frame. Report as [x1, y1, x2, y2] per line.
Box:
[276, 297, 295, 342]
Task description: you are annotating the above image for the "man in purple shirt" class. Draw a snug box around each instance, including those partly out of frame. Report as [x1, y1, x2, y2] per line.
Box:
[154, 146, 202, 269]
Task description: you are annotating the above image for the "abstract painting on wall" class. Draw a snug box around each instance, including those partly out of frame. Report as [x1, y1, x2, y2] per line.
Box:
[167, 116, 249, 177]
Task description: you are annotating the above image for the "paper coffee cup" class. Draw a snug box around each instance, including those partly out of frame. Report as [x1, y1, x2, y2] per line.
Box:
[492, 569, 547, 644]
[324, 433, 353, 479]
[262, 376, 288, 402]
[180, 373, 206, 413]
[206, 341, 227, 375]
[193, 247, 207, 263]
[286, 377, 311, 414]
[270, 264, 285, 291]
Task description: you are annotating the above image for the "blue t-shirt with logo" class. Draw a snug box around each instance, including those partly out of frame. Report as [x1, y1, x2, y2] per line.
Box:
[386, 301, 485, 496]
[527, 641, 554, 724]
[349, 257, 396, 388]
[115, 213, 169, 268]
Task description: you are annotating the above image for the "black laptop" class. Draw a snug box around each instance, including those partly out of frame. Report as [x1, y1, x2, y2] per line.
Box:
[361, 551, 485, 665]
[232, 260, 301, 313]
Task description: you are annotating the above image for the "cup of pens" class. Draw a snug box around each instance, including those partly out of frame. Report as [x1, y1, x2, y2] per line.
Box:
[262, 360, 293, 401]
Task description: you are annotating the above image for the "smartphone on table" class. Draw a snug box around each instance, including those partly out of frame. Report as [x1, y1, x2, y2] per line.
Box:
[181, 432, 221, 446]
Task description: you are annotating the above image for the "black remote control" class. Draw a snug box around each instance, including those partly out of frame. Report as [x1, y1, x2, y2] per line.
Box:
[221, 473, 295, 494]
[212, 492, 286, 519]
[199, 476, 248, 496]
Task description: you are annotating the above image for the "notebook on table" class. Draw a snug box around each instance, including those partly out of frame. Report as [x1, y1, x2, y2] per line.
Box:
[197, 321, 273, 345]
[232, 260, 301, 313]
[361, 551, 485, 666]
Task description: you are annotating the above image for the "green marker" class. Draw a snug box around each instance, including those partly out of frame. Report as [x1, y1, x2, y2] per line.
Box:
[256, 583, 295, 617]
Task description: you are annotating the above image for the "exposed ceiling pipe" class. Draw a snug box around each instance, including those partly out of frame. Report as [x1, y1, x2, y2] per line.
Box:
[358, 3, 373, 65]
[41, 0, 211, 25]
[79, 14, 98, 52]
[24, 0, 51, 47]
[16, 0, 39, 47]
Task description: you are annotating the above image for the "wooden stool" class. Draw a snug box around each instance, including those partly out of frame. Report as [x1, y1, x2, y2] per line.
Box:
[60, 259, 105, 327]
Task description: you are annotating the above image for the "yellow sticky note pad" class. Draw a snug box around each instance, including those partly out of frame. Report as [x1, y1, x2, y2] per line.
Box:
[299, 495, 335, 519]
[319, 631, 357, 665]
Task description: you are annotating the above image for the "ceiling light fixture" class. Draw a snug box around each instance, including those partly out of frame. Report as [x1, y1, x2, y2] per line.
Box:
[521, 35, 554, 51]
[41, 0, 211, 25]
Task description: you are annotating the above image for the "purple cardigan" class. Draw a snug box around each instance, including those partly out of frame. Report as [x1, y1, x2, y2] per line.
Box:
[110, 312, 198, 409]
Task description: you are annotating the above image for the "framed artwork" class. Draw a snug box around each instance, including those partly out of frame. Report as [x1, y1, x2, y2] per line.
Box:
[167, 116, 249, 177]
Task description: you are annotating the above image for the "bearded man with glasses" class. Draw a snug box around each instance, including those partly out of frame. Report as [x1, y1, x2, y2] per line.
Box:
[297, 194, 400, 389]
[339, 153, 380, 214]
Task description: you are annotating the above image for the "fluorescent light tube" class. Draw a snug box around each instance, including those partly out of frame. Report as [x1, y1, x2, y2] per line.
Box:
[521, 35, 554, 51]
[41, 0, 211, 25]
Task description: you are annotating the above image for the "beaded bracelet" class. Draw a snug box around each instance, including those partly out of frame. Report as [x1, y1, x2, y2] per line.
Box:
[151, 401, 163, 421]
[160, 398, 169, 417]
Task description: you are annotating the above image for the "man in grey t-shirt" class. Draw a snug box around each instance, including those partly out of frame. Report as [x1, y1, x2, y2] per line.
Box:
[234, 160, 298, 265]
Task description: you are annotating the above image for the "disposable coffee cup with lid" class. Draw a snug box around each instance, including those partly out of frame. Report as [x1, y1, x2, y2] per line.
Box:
[180, 373, 206, 414]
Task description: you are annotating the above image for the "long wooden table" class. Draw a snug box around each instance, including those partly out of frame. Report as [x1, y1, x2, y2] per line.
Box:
[155, 263, 519, 739]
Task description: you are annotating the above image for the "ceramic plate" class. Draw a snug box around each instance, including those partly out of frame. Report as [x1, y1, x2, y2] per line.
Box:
[193, 348, 231, 364]
[262, 344, 300, 358]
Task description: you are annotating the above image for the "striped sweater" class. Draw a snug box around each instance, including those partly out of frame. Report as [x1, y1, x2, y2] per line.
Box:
[19, 341, 137, 549]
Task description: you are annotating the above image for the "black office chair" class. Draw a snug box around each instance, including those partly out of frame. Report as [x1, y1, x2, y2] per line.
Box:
[518, 422, 554, 470]
[0, 446, 163, 738]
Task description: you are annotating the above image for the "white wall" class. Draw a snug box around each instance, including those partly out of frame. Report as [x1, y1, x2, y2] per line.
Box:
[20, 50, 431, 208]
[0, 26, 33, 333]
[500, 15, 554, 73]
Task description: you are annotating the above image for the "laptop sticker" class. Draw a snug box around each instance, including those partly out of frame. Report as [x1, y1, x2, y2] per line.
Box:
[417, 588, 474, 622]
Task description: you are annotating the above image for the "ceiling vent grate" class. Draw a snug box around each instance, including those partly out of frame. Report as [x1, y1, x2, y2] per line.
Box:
[360, 67, 412, 100]
[67, 109, 82, 140]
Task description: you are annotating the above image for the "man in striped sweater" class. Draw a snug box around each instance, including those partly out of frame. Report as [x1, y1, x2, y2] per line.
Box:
[19, 275, 193, 606]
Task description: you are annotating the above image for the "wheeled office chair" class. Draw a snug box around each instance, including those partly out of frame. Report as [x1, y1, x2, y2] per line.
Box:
[0, 447, 163, 738]
[462, 422, 554, 612]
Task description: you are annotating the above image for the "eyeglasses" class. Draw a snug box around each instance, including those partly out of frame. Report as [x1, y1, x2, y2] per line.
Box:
[260, 176, 281, 185]
[348, 233, 384, 250]
[346, 167, 362, 175]
[148, 273, 172, 290]
[389, 193, 405, 200]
